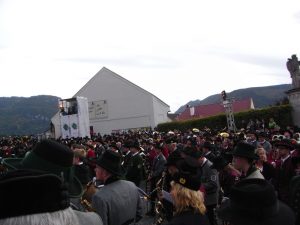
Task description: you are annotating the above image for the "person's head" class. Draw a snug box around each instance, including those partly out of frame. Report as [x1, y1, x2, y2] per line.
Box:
[129, 140, 140, 153]
[3, 140, 83, 198]
[171, 172, 205, 215]
[95, 165, 112, 183]
[95, 150, 123, 183]
[258, 132, 267, 143]
[116, 142, 122, 149]
[155, 142, 164, 154]
[274, 140, 293, 158]
[166, 151, 183, 176]
[246, 132, 257, 142]
[255, 148, 267, 162]
[201, 141, 211, 154]
[0, 170, 80, 225]
[231, 142, 257, 171]
[217, 178, 296, 225]
[122, 141, 131, 153]
[73, 148, 86, 165]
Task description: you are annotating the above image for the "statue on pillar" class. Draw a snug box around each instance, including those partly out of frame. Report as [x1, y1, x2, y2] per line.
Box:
[286, 54, 300, 89]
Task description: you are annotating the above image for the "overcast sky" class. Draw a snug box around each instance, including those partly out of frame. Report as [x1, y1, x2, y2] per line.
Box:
[1, 0, 300, 112]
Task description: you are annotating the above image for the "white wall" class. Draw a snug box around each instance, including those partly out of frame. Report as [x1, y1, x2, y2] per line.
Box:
[75, 68, 158, 134]
[152, 96, 170, 127]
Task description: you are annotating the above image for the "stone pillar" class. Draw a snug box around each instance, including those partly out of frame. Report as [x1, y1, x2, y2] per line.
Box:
[286, 88, 300, 127]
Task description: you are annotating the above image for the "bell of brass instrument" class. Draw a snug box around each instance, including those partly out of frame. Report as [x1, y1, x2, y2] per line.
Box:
[80, 179, 98, 212]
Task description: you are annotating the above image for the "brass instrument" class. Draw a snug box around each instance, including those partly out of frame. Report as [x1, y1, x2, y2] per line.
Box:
[153, 171, 167, 225]
[80, 179, 100, 212]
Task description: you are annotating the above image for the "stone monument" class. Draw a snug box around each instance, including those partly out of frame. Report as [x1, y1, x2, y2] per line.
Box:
[286, 54, 300, 127]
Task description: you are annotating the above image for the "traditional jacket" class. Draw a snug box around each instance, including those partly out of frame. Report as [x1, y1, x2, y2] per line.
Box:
[275, 156, 295, 204]
[92, 177, 143, 225]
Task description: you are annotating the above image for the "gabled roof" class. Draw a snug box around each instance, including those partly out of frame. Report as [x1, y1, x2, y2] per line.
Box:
[74, 67, 169, 107]
[177, 98, 254, 120]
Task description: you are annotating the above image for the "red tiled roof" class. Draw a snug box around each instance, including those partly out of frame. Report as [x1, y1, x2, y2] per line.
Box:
[177, 98, 254, 121]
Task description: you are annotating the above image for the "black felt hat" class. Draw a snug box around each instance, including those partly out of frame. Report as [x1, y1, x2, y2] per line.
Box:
[217, 178, 296, 225]
[229, 142, 258, 160]
[173, 171, 201, 191]
[0, 169, 70, 219]
[3, 139, 83, 198]
[210, 156, 229, 171]
[96, 150, 124, 176]
[273, 139, 294, 150]
[166, 151, 184, 167]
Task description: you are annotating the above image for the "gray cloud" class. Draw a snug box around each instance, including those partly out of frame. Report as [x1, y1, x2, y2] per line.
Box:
[204, 47, 286, 71]
[225, 53, 285, 70]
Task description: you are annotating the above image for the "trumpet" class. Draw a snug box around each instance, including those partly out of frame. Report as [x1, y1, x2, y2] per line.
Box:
[80, 178, 101, 212]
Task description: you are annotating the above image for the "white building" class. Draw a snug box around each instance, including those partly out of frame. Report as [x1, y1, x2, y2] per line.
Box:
[51, 67, 170, 137]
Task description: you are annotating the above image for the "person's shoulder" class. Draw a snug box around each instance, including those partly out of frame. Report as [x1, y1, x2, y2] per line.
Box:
[171, 211, 209, 225]
[74, 210, 104, 225]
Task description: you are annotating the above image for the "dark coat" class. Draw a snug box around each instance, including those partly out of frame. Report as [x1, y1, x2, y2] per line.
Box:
[122, 151, 132, 171]
[290, 175, 300, 224]
[275, 156, 295, 204]
[125, 152, 144, 186]
[74, 163, 90, 186]
[261, 161, 276, 181]
[197, 159, 220, 206]
[167, 210, 209, 225]
[152, 153, 166, 178]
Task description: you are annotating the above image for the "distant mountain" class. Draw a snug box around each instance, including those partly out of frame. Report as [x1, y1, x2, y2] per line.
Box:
[0, 95, 60, 135]
[175, 84, 292, 114]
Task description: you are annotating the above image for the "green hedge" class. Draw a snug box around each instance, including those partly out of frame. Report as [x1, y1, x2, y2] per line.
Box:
[157, 105, 293, 132]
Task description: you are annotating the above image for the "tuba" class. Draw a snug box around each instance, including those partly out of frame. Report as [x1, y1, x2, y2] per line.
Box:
[80, 179, 101, 212]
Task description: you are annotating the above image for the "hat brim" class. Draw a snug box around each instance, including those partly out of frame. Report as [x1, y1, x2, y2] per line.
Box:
[3, 158, 83, 198]
[96, 161, 125, 177]
[217, 199, 295, 225]
[228, 151, 259, 160]
[274, 144, 294, 150]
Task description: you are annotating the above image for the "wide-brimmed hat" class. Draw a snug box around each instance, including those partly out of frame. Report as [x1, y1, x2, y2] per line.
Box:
[3, 139, 83, 198]
[210, 156, 229, 171]
[273, 139, 294, 150]
[217, 178, 296, 225]
[172, 168, 201, 191]
[229, 142, 258, 160]
[166, 151, 184, 167]
[96, 150, 124, 176]
[0, 169, 70, 219]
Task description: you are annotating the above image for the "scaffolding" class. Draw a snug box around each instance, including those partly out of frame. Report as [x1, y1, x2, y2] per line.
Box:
[221, 91, 236, 132]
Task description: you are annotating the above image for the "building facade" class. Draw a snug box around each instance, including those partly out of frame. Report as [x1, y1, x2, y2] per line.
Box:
[51, 67, 170, 137]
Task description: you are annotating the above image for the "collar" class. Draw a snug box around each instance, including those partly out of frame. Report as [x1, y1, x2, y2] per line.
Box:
[205, 151, 211, 156]
[245, 165, 257, 177]
[125, 151, 131, 156]
[281, 154, 290, 163]
[104, 176, 120, 185]
[201, 158, 207, 167]
[132, 152, 139, 157]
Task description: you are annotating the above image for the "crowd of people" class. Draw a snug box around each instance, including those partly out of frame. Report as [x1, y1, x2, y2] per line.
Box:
[0, 120, 300, 225]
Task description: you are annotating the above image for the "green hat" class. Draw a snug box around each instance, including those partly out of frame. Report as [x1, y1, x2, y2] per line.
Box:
[3, 140, 83, 198]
